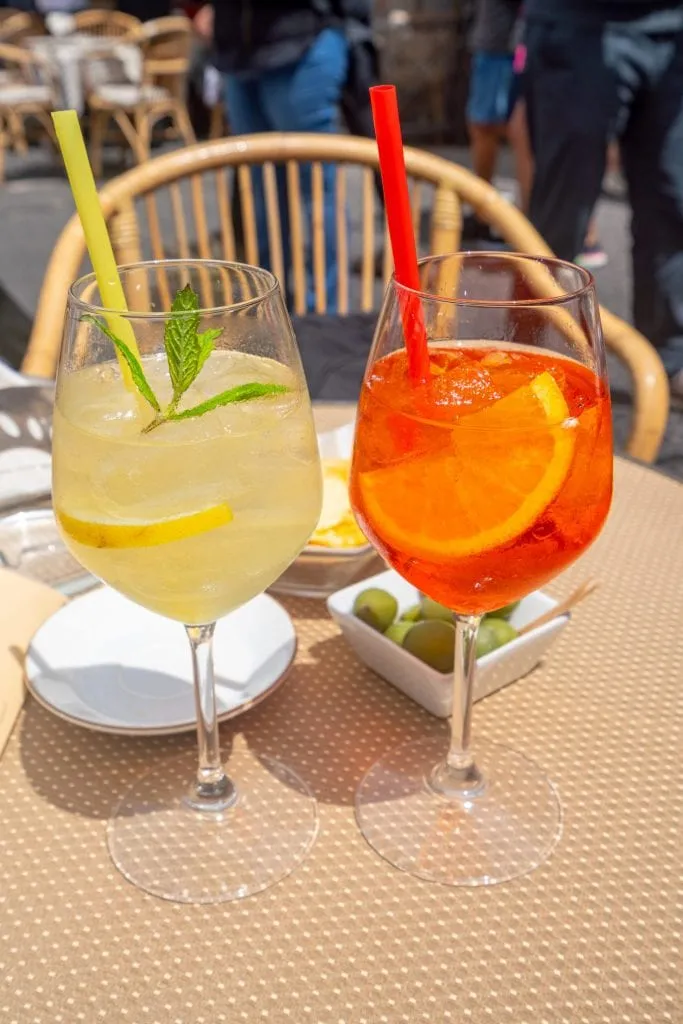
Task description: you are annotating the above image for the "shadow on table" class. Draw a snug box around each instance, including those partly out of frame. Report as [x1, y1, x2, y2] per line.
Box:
[235, 632, 443, 808]
[17, 697, 196, 820]
[18, 623, 438, 818]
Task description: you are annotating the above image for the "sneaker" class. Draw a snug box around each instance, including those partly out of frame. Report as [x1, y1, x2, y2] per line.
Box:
[576, 244, 609, 271]
[602, 169, 627, 201]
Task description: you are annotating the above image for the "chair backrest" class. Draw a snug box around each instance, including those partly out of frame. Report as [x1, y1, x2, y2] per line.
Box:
[0, 40, 55, 92]
[139, 16, 193, 94]
[22, 133, 669, 462]
[72, 9, 142, 39]
[142, 16, 193, 63]
[0, 9, 21, 25]
[0, 39, 31, 71]
[0, 11, 45, 44]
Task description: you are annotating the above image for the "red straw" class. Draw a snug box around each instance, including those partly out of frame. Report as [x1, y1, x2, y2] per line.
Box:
[370, 85, 429, 382]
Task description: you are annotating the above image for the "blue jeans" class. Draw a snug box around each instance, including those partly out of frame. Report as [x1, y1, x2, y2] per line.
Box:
[224, 29, 349, 313]
[467, 52, 517, 126]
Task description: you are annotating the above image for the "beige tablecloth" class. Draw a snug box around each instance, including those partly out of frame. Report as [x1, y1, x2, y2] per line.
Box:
[0, 456, 680, 1023]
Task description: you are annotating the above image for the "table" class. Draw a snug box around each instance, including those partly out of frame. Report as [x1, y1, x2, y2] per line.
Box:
[27, 34, 141, 114]
[0, 451, 680, 1024]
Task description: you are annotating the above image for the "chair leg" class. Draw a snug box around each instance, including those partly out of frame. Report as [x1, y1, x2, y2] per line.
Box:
[209, 103, 225, 140]
[0, 116, 6, 184]
[89, 109, 107, 179]
[112, 109, 146, 165]
[133, 107, 151, 164]
[43, 110, 57, 145]
[171, 100, 196, 147]
[36, 109, 57, 148]
[7, 111, 27, 155]
[31, 109, 58, 169]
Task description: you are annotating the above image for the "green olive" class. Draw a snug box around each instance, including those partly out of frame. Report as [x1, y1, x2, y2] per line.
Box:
[476, 618, 518, 658]
[384, 620, 414, 646]
[399, 603, 422, 622]
[486, 600, 521, 621]
[353, 588, 398, 632]
[403, 620, 455, 673]
[420, 596, 453, 623]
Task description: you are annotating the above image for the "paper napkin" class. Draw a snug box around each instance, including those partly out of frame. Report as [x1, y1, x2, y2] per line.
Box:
[0, 568, 65, 758]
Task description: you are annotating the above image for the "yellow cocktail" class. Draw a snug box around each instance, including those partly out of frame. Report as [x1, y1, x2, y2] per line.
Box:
[52, 259, 321, 904]
[54, 351, 320, 623]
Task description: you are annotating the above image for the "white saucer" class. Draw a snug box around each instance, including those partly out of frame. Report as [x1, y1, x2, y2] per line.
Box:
[25, 587, 296, 736]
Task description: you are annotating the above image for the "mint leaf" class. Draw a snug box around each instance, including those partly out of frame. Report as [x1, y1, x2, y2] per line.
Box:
[164, 283, 201, 401]
[82, 315, 160, 412]
[88, 286, 283, 434]
[169, 383, 288, 422]
[195, 327, 222, 378]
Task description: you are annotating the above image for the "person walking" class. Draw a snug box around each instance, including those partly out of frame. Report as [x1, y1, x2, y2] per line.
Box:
[524, 0, 683, 396]
[195, 0, 357, 312]
[464, 0, 531, 238]
[338, 0, 378, 142]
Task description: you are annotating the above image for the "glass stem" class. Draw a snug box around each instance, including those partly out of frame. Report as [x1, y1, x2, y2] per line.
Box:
[186, 623, 236, 811]
[448, 614, 481, 771]
[429, 613, 484, 798]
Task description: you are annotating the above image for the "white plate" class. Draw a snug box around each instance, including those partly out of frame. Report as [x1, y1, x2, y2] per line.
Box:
[327, 570, 569, 718]
[25, 587, 296, 736]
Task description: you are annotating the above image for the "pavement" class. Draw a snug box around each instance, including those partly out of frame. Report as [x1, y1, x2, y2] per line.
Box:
[0, 138, 681, 479]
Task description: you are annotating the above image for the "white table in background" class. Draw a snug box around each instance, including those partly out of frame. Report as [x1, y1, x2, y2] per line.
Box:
[26, 33, 142, 114]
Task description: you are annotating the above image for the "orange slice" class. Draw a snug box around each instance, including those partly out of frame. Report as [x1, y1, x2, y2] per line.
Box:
[57, 503, 233, 549]
[358, 371, 576, 559]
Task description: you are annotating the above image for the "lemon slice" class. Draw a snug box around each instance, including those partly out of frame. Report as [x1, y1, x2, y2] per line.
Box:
[310, 459, 368, 548]
[317, 461, 351, 531]
[57, 503, 233, 549]
[359, 371, 575, 560]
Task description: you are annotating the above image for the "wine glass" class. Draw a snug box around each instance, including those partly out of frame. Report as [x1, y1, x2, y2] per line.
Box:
[350, 252, 613, 886]
[52, 259, 322, 903]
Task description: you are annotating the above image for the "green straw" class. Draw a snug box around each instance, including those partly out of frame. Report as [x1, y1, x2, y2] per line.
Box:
[52, 110, 140, 381]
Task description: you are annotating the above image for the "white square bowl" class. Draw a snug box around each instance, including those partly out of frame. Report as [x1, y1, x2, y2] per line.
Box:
[327, 569, 569, 717]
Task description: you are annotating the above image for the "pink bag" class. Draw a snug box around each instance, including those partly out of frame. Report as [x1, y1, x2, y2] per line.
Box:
[513, 44, 527, 74]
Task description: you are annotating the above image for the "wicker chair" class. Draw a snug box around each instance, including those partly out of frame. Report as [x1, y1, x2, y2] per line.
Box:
[72, 9, 142, 38]
[0, 9, 22, 26]
[86, 15, 195, 177]
[0, 11, 45, 45]
[22, 133, 669, 462]
[0, 42, 57, 182]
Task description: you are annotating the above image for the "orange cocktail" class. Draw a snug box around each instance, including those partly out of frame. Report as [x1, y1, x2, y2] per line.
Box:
[350, 252, 612, 890]
[351, 344, 612, 614]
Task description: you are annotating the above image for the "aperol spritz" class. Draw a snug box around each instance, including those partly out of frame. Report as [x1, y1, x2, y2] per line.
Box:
[350, 253, 613, 887]
[351, 345, 612, 613]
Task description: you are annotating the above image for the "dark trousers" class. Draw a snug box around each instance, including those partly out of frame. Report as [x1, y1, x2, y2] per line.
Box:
[340, 39, 383, 202]
[340, 40, 379, 140]
[525, 11, 683, 375]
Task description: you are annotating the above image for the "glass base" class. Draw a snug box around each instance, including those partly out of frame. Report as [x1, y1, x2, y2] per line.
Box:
[107, 744, 318, 904]
[356, 735, 562, 887]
